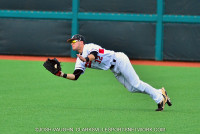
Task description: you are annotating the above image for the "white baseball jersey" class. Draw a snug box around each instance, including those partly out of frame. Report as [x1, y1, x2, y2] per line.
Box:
[74, 43, 163, 104]
[75, 43, 115, 72]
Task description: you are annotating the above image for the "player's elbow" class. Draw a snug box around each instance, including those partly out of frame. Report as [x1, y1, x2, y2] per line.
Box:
[72, 69, 83, 81]
[72, 74, 80, 81]
[73, 77, 79, 81]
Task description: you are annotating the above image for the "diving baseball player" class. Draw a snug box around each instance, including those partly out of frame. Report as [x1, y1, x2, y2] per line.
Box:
[43, 34, 172, 111]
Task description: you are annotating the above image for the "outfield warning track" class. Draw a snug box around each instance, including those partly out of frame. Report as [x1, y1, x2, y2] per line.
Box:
[0, 55, 200, 67]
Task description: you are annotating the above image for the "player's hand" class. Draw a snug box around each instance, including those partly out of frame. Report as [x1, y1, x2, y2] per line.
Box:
[55, 71, 64, 77]
[77, 54, 86, 62]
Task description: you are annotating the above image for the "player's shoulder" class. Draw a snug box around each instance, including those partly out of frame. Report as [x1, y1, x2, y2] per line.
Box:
[84, 43, 102, 50]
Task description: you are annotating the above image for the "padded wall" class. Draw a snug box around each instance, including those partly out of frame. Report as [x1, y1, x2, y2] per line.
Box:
[0, 19, 71, 56]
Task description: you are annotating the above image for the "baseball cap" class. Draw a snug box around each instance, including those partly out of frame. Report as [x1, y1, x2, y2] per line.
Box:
[67, 34, 86, 43]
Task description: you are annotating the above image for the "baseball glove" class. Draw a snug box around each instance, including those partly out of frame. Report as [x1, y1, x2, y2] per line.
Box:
[43, 58, 61, 75]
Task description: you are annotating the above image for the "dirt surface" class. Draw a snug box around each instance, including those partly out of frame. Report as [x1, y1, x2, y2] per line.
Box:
[0, 55, 200, 67]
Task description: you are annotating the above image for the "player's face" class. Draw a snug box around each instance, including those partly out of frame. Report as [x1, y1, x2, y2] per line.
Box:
[71, 40, 81, 51]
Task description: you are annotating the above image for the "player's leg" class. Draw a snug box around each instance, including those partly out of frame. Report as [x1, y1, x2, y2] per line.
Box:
[112, 72, 135, 92]
[113, 52, 163, 104]
[113, 70, 163, 104]
[113, 72, 172, 111]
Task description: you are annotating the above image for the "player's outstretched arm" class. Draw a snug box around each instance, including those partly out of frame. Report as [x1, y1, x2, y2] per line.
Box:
[57, 69, 83, 81]
[66, 74, 76, 80]
[43, 58, 83, 81]
[57, 72, 76, 80]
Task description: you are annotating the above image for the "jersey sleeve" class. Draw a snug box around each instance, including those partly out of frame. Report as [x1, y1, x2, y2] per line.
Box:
[74, 57, 86, 72]
[87, 44, 101, 53]
[73, 69, 83, 80]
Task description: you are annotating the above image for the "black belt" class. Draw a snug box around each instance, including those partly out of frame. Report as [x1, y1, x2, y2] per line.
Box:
[110, 59, 116, 69]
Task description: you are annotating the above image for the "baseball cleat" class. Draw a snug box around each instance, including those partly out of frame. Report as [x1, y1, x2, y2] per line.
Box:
[165, 90, 172, 106]
[156, 88, 172, 111]
[156, 100, 165, 111]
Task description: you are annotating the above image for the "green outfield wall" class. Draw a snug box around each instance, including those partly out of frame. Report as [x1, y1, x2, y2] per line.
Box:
[0, 0, 200, 61]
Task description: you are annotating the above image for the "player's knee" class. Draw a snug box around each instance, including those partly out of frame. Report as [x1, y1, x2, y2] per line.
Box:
[133, 81, 145, 92]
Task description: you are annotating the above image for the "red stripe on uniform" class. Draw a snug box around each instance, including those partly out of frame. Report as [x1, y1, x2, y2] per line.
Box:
[99, 49, 104, 54]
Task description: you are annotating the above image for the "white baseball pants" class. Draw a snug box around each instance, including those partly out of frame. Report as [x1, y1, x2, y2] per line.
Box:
[111, 52, 163, 104]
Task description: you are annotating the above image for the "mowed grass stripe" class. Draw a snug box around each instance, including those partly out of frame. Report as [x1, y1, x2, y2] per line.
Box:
[0, 60, 199, 134]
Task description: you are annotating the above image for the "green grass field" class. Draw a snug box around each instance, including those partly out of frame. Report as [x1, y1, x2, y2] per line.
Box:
[0, 60, 199, 134]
